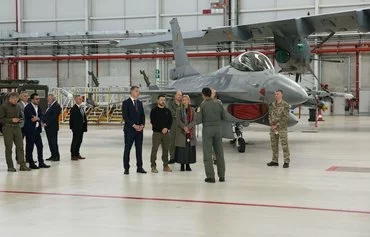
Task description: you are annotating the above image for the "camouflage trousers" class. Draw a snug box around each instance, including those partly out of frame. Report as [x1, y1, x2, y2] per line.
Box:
[270, 131, 290, 164]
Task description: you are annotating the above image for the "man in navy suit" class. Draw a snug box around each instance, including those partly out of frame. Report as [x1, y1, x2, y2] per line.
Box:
[24, 93, 50, 169]
[44, 94, 62, 161]
[122, 86, 147, 175]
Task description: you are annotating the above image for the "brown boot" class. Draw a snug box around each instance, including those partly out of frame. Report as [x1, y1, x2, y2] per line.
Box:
[20, 165, 31, 171]
[78, 155, 86, 160]
[163, 165, 172, 172]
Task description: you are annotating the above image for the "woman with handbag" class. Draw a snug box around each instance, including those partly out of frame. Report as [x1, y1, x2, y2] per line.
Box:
[174, 95, 197, 171]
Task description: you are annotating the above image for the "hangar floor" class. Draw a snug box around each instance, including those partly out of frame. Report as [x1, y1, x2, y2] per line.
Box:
[0, 116, 369, 237]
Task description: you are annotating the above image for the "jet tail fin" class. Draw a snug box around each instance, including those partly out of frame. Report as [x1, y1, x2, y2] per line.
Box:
[169, 18, 200, 80]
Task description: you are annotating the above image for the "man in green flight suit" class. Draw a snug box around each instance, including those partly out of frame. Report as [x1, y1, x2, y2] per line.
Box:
[197, 87, 226, 183]
[267, 89, 291, 168]
[0, 92, 31, 172]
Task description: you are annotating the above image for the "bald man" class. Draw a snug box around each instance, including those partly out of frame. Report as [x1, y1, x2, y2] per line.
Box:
[168, 91, 183, 164]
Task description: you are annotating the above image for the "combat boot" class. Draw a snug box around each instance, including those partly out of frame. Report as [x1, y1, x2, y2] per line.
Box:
[20, 165, 31, 171]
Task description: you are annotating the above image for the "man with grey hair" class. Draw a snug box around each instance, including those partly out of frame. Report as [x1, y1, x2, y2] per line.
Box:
[18, 91, 29, 136]
[44, 94, 62, 161]
[69, 95, 87, 160]
[168, 90, 183, 164]
[16, 91, 32, 163]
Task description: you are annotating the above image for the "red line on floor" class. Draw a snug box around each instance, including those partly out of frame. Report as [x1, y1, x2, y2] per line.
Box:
[1, 190, 369, 215]
[326, 166, 337, 171]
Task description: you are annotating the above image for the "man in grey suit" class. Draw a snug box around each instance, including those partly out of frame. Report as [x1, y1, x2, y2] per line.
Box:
[17, 92, 36, 163]
[18, 92, 29, 136]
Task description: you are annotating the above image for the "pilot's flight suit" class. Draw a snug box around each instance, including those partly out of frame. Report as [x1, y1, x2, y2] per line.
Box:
[197, 98, 226, 179]
[269, 100, 290, 164]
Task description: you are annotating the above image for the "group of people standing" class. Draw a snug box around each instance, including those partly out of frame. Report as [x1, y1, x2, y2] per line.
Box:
[122, 86, 226, 183]
[0, 92, 88, 172]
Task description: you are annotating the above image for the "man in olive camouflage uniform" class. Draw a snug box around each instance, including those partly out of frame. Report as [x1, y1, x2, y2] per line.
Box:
[267, 90, 290, 168]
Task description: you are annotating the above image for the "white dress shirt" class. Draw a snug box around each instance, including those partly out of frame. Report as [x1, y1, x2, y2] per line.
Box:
[31, 103, 39, 128]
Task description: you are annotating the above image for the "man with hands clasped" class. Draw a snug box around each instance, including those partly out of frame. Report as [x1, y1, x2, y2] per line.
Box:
[149, 95, 173, 173]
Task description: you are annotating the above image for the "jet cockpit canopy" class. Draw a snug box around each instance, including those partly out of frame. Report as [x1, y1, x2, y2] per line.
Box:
[231, 51, 274, 72]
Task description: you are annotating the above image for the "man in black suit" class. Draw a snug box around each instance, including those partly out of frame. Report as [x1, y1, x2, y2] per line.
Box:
[69, 95, 87, 161]
[44, 94, 62, 161]
[122, 86, 147, 175]
[24, 93, 50, 169]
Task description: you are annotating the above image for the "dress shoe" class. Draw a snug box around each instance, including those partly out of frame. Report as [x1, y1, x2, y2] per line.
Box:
[19, 166, 31, 171]
[51, 157, 60, 161]
[7, 168, 16, 172]
[27, 160, 37, 164]
[151, 167, 159, 173]
[205, 178, 216, 183]
[219, 177, 225, 182]
[168, 159, 175, 164]
[137, 168, 147, 174]
[185, 164, 192, 171]
[267, 161, 279, 167]
[283, 163, 289, 168]
[46, 157, 53, 161]
[78, 155, 86, 160]
[71, 156, 79, 161]
[39, 163, 51, 168]
[124, 169, 129, 175]
[29, 164, 39, 169]
[163, 165, 172, 172]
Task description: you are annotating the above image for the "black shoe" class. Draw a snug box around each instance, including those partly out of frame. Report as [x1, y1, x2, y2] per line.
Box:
[7, 168, 16, 172]
[267, 161, 279, 167]
[124, 169, 129, 175]
[219, 177, 225, 182]
[46, 157, 53, 161]
[180, 164, 185, 172]
[39, 163, 51, 168]
[205, 178, 216, 183]
[168, 159, 175, 164]
[26, 160, 38, 164]
[186, 164, 192, 171]
[283, 163, 289, 168]
[213, 160, 217, 165]
[51, 157, 60, 161]
[137, 168, 147, 174]
[29, 164, 39, 169]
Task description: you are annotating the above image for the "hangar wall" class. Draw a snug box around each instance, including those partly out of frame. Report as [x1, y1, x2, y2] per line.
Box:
[1, 0, 370, 111]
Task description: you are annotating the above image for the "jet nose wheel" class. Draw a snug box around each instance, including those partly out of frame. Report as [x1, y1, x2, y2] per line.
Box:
[233, 122, 246, 153]
[237, 138, 246, 153]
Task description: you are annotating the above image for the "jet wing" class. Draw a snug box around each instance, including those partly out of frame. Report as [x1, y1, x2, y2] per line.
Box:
[117, 8, 370, 49]
[205, 8, 370, 40]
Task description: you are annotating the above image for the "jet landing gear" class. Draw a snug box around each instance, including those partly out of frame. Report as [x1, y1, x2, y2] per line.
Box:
[232, 123, 246, 153]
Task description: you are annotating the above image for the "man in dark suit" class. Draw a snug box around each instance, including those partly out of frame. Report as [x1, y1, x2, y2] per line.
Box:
[24, 93, 50, 169]
[69, 95, 87, 161]
[44, 94, 62, 161]
[122, 86, 147, 175]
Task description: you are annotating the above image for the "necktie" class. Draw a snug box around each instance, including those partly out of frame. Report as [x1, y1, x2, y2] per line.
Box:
[80, 107, 85, 122]
[134, 100, 138, 112]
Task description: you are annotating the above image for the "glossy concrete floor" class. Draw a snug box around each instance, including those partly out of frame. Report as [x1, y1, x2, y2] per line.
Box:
[0, 116, 369, 237]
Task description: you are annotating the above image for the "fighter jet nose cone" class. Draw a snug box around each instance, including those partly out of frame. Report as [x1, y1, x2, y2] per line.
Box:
[265, 75, 309, 105]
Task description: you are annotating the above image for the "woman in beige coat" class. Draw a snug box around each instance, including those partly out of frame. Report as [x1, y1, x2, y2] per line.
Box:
[174, 95, 197, 171]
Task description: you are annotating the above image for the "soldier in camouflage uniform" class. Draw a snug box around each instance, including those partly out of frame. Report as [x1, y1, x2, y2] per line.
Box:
[267, 90, 290, 168]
